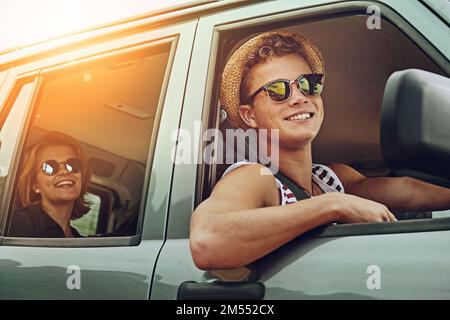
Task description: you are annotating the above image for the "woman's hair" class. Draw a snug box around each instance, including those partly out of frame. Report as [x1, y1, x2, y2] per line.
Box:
[17, 131, 92, 219]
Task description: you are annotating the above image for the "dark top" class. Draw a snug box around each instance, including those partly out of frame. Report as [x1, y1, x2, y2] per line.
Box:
[8, 204, 82, 238]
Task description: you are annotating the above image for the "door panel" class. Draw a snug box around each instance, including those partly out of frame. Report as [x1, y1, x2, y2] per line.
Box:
[152, 230, 450, 299]
[0, 243, 157, 299]
[254, 230, 450, 299]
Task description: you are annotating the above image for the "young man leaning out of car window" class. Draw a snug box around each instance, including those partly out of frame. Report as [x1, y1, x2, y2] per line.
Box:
[190, 31, 450, 270]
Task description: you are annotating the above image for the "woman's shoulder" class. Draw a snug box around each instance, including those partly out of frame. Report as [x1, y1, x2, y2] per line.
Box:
[8, 205, 39, 237]
[11, 205, 38, 221]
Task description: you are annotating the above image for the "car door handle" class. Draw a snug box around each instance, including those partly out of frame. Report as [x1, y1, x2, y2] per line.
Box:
[177, 281, 265, 300]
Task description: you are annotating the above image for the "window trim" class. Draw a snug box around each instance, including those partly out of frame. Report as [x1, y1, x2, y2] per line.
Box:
[2, 235, 140, 247]
[84, 184, 116, 235]
[1, 37, 177, 246]
[309, 217, 450, 238]
[420, 0, 450, 27]
[0, 68, 19, 120]
[194, 1, 450, 238]
[0, 77, 42, 238]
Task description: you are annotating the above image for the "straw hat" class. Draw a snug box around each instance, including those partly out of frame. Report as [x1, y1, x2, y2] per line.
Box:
[220, 31, 325, 130]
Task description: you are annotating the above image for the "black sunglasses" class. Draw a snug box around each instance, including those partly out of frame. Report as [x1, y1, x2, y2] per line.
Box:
[246, 73, 324, 104]
[39, 158, 82, 176]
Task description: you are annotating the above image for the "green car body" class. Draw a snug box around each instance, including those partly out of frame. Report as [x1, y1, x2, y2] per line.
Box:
[0, 0, 449, 299]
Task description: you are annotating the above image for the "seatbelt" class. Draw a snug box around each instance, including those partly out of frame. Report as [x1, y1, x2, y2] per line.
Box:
[274, 171, 311, 201]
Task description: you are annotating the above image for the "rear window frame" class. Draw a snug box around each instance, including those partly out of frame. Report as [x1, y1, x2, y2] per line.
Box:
[0, 36, 177, 247]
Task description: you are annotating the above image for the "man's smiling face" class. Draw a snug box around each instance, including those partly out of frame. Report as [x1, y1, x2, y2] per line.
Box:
[240, 54, 324, 150]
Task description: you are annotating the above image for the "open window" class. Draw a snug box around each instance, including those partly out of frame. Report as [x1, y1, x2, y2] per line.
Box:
[201, 8, 449, 227]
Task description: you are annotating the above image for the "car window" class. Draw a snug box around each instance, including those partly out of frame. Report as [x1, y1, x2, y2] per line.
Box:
[0, 70, 9, 89]
[207, 14, 446, 223]
[5, 42, 171, 240]
[0, 83, 34, 179]
[0, 82, 36, 235]
[70, 192, 101, 237]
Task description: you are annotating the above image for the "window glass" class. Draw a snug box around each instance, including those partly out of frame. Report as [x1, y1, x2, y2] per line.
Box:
[0, 70, 9, 89]
[7, 43, 171, 238]
[0, 83, 34, 201]
[70, 192, 101, 236]
[432, 209, 450, 219]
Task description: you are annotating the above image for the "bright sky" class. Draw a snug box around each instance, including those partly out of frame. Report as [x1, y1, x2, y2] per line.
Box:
[0, 0, 190, 52]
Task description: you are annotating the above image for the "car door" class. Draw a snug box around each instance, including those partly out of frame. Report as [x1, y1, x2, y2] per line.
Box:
[152, 0, 450, 299]
[0, 18, 197, 299]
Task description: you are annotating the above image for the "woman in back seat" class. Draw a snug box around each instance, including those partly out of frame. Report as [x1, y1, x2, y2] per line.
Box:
[9, 131, 92, 238]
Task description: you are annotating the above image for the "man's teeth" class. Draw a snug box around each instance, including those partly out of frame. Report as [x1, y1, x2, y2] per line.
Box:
[287, 113, 312, 121]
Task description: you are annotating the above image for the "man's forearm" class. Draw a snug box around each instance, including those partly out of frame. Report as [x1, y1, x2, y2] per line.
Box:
[349, 176, 450, 212]
[190, 195, 338, 269]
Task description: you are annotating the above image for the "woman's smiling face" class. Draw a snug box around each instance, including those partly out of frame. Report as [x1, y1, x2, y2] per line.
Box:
[34, 145, 82, 205]
[240, 54, 324, 150]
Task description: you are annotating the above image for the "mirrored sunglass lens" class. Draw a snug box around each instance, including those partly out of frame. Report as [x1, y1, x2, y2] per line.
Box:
[302, 74, 323, 95]
[266, 81, 289, 101]
[42, 161, 58, 175]
[313, 83, 323, 95]
[66, 163, 73, 173]
[66, 159, 81, 173]
[298, 77, 310, 94]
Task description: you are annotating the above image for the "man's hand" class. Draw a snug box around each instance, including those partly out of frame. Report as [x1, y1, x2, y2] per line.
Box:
[323, 192, 398, 223]
[329, 163, 450, 213]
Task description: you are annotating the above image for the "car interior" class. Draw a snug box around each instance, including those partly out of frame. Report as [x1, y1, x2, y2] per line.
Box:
[209, 14, 448, 220]
[7, 43, 171, 237]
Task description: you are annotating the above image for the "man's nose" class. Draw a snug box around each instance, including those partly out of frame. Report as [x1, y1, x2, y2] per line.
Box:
[289, 82, 308, 105]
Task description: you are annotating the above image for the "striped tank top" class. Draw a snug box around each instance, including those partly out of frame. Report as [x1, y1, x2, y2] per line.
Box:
[222, 161, 345, 205]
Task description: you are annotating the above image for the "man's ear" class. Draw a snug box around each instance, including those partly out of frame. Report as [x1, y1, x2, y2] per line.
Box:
[238, 104, 258, 128]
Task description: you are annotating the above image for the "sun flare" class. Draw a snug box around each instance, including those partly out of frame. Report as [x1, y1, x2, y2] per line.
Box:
[0, 0, 189, 51]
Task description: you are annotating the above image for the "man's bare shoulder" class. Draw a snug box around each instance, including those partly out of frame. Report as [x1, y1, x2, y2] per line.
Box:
[208, 163, 280, 210]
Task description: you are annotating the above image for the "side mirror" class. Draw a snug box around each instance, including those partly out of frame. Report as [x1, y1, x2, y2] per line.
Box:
[380, 69, 450, 188]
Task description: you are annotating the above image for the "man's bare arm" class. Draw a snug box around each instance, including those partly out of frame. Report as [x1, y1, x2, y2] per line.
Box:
[190, 164, 396, 270]
[329, 163, 450, 212]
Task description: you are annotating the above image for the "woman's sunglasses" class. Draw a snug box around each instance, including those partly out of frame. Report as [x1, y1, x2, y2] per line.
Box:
[39, 158, 82, 176]
[246, 73, 324, 104]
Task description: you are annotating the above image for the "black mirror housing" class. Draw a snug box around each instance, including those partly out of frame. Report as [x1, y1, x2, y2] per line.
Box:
[380, 69, 450, 187]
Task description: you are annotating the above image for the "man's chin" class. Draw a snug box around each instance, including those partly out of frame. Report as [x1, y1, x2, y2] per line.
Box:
[280, 131, 316, 146]
[278, 139, 313, 151]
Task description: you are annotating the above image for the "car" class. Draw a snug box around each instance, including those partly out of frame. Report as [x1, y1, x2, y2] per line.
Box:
[0, 0, 449, 299]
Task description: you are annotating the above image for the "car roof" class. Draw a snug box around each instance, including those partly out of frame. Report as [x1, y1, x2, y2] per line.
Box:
[0, 0, 265, 69]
